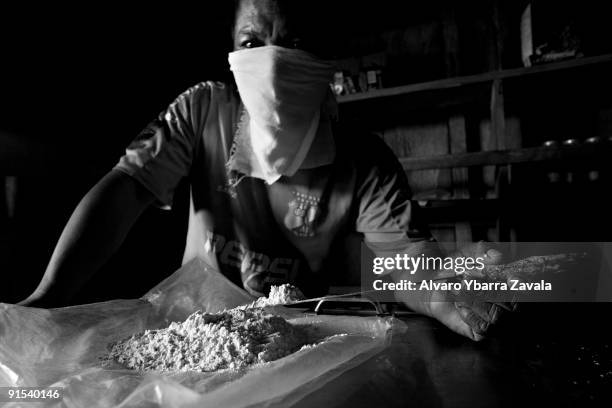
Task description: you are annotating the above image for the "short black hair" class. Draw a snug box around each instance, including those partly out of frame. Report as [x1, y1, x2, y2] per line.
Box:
[228, 0, 338, 59]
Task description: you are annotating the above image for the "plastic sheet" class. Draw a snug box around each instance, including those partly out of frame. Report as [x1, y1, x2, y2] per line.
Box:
[0, 258, 394, 408]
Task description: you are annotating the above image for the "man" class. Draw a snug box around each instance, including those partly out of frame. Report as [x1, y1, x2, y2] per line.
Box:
[19, 0, 512, 341]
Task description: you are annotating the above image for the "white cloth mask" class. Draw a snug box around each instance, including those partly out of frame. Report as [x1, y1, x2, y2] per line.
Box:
[228, 45, 335, 184]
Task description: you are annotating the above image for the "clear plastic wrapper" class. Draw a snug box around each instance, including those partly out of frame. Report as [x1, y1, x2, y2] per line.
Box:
[0, 258, 395, 408]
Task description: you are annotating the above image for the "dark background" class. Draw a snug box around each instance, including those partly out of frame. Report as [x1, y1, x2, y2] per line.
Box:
[0, 4, 237, 302]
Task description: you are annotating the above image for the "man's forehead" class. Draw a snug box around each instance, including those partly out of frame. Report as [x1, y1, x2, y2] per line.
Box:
[236, 0, 284, 27]
[235, 0, 303, 33]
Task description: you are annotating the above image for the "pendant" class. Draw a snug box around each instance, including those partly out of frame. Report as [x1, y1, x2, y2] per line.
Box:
[284, 191, 321, 237]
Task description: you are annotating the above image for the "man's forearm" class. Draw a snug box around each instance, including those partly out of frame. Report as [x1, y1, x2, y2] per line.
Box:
[22, 170, 154, 306]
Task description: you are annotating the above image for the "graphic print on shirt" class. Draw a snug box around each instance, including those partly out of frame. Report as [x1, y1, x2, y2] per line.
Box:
[284, 190, 322, 237]
[202, 230, 301, 296]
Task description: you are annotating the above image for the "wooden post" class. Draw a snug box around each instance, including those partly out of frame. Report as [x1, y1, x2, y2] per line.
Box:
[442, 4, 460, 77]
[448, 115, 473, 244]
[490, 78, 506, 150]
[489, 0, 507, 148]
[491, 0, 504, 71]
[443, 2, 472, 244]
[489, 0, 509, 242]
[490, 78, 508, 241]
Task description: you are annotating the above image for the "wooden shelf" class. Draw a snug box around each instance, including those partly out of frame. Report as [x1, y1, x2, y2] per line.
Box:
[419, 199, 501, 223]
[400, 143, 612, 171]
[337, 54, 612, 104]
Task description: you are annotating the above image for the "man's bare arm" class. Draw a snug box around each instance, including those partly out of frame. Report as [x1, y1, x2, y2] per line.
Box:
[18, 170, 155, 307]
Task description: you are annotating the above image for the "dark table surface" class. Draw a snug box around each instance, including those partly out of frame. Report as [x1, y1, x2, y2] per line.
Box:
[291, 303, 612, 408]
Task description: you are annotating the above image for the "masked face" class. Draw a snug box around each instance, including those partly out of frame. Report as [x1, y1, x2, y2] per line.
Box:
[227, 0, 336, 184]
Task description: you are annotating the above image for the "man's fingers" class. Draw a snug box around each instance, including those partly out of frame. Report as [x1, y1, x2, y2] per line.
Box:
[458, 242, 505, 281]
[494, 301, 518, 312]
[433, 304, 486, 341]
[496, 289, 520, 312]
[455, 301, 503, 325]
[474, 241, 504, 264]
[454, 303, 492, 335]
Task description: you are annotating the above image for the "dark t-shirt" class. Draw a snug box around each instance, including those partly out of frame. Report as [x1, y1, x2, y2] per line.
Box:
[114, 81, 432, 297]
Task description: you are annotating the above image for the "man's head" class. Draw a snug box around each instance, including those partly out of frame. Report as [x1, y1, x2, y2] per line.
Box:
[231, 0, 332, 58]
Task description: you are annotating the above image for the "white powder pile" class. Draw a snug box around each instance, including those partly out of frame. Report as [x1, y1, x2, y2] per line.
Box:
[107, 308, 307, 372]
[106, 285, 308, 372]
[250, 283, 305, 308]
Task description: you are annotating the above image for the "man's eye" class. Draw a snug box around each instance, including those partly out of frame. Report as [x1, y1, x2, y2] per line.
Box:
[241, 39, 263, 49]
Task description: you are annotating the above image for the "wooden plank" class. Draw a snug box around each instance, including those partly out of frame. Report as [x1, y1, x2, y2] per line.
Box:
[383, 122, 451, 199]
[398, 144, 612, 171]
[482, 79, 507, 201]
[337, 54, 612, 104]
[448, 115, 472, 243]
[449, 115, 469, 198]
[490, 79, 506, 150]
[494, 165, 509, 241]
[505, 117, 522, 150]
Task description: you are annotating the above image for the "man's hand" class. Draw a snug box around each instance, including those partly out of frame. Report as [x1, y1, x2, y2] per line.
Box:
[453, 241, 505, 267]
[17, 291, 59, 308]
[397, 242, 517, 341]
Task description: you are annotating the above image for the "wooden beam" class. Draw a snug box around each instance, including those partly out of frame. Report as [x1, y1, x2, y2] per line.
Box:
[399, 144, 612, 171]
[418, 199, 500, 223]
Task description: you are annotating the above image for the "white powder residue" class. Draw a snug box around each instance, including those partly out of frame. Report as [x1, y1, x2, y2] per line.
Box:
[298, 334, 348, 351]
